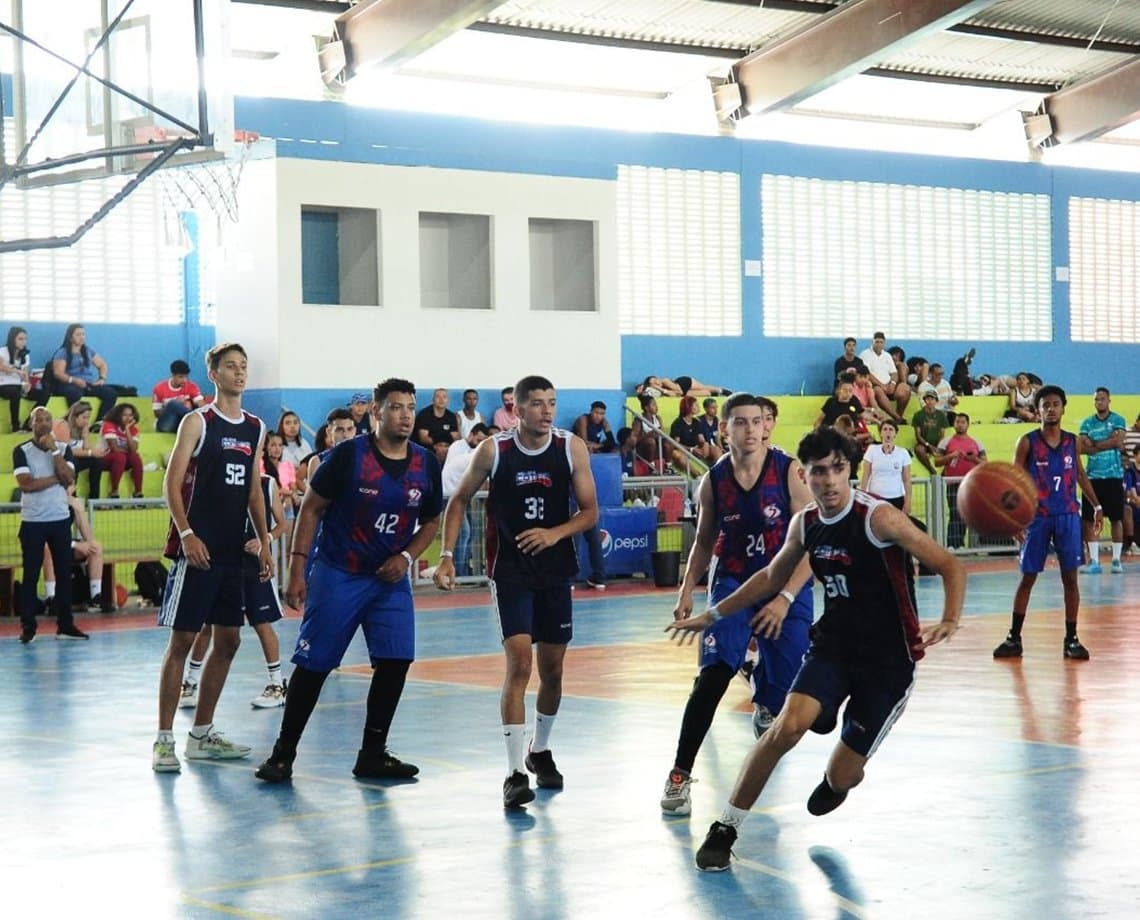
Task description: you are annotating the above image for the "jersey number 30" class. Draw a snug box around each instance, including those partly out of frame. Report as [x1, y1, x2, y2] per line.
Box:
[822, 574, 850, 598]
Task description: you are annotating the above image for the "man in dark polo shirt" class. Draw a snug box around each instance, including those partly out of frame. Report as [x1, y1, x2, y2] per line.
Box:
[415, 388, 461, 463]
[13, 406, 88, 643]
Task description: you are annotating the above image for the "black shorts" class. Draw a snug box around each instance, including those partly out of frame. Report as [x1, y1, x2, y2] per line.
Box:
[674, 375, 693, 395]
[491, 581, 572, 644]
[244, 574, 283, 626]
[1082, 478, 1124, 524]
[789, 647, 914, 758]
[158, 557, 246, 633]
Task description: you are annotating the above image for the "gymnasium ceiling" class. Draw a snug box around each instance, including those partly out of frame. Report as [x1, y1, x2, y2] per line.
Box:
[232, 0, 1140, 166]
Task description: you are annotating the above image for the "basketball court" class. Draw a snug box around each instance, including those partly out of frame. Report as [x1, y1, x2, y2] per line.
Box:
[2, 560, 1137, 918]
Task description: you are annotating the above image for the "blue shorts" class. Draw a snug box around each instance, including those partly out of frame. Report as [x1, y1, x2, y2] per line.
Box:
[1019, 512, 1083, 573]
[158, 557, 245, 632]
[702, 576, 813, 712]
[244, 575, 283, 626]
[292, 560, 415, 672]
[790, 648, 914, 758]
[491, 581, 572, 644]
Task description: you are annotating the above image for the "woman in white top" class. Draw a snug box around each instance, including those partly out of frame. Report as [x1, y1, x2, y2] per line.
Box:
[0, 326, 48, 431]
[859, 418, 912, 515]
[1008, 373, 1039, 422]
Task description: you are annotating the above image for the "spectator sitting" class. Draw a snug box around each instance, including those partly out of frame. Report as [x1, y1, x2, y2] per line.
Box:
[99, 403, 144, 499]
[695, 397, 724, 461]
[348, 392, 372, 435]
[59, 400, 106, 498]
[51, 323, 118, 422]
[669, 395, 713, 472]
[859, 330, 911, 423]
[415, 387, 461, 464]
[833, 337, 862, 382]
[441, 423, 491, 577]
[815, 377, 872, 450]
[457, 388, 484, 438]
[276, 410, 313, 469]
[906, 355, 929, 390]
[918, 363, 958, 417]
[41, 492, 114, 611]
[616, 426, 636, 477]
[635, 375, 731, 398]
[1006, 372, 1040, 422]
[492, 386, 519, 431]
[1, 325, 48, 431]
[849, 367, 891, 427]
[970, 373, 1011, 397]
[633, 394, 668, 472]
[574, 400, 616, 453]
[262, 431, 297, 513]
[911, 391, 949, 475]
[152, 359, 205, 433]
[887, 345, 908, 390]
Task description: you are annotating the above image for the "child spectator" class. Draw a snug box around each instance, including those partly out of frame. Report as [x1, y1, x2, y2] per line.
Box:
[100, 403, 144, 498]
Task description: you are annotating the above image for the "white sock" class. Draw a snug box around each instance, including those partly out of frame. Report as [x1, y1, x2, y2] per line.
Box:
[90, 578, 102, 596]
[186, 658, 203, 685]
[719, 804, 751, 828]
[503, 724, 527, 774]
[266, 660, 282, 686]
[156, 730, 174, 743]
[1089, 541, 1100, 562]
[45, 580, 56, 599]
[531, 711, 557, 753]
[1113, 542, 1123, 561]
[190, 723, 212, 738]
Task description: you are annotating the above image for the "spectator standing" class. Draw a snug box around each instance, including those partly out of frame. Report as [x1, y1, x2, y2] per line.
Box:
[1, 326, 48, 431]
[457, 389, 484, 439]
[415, 388, 461, 464]
[277, 411, 314, 469]
[441, 423, 491, 577]
[13, 406, 87, 642]
[574, 401, 616, 453]
[152, 359, 205, 433]
[934, 414, 986, 548]
[859, 331, 910, 422]
[348, 392, 372, 436]
[492, 387, 519, 431]
[100, 403, 145, 498]
[50, 323, 117, 421]
[911, 391, 949, 475]
[1125, 414, 1140, 459]
[1078, 387, 1127, 573]
[859, 419, 912, 514]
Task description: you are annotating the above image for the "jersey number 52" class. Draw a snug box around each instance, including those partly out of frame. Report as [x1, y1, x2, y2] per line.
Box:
[224, 463, 246, 486]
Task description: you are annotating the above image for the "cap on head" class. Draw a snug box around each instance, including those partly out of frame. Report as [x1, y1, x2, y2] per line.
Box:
[349, 392, 370, 405]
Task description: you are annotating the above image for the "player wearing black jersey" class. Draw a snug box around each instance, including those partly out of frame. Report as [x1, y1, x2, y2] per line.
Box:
[668, 426, 964, 871]
[434, 375, 598, 808]
[152, 343, 273, 773]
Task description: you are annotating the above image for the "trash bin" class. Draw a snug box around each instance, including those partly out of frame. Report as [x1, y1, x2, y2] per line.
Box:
[651, 550, 681, 588]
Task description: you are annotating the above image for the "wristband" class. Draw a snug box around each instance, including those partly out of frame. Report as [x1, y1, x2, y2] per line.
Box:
[400, 550, 414, 567]
[178, 527, 194, 539]
[1094, 505, 1102, 511]
[778, 590, 796, 604]
[707, 604, 722, 621]
[439, 550, 454, 559]
[290, 551, 308, 557]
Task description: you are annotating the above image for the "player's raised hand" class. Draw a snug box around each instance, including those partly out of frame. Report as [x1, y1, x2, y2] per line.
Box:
[665, 610, 714, 645]
[433, 556, 456, 591]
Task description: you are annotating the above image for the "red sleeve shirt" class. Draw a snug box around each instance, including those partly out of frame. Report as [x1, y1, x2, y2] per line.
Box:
[152, 379, 202, 410]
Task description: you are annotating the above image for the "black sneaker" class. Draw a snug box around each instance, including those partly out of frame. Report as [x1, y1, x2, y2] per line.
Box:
[352, 749, 419, 779]
[254, 745, 295, 783]
[56, 624, 90, 640]
[807, 776, 848, 816]
[993, 634, 1022, 659]
[695, 821, 737, 871]
[19, 625, 36, 645]
[1063, 636, 1090, 660]
[524, 748, 564, 789]
[503, 770, 535, 808]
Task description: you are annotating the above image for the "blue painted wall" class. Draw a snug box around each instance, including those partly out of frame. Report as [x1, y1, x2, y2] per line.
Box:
[236, 96, 1140, 398]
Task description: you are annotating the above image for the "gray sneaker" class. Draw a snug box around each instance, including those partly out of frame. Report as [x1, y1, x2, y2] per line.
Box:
[184, 729, 252, 760]
[660, 768, 693, 815]
[178, 681, 198, 709]
[153, 738, 181, 773]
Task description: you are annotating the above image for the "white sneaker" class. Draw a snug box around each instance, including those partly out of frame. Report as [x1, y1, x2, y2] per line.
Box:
[184, 729, 252, 760]
[153, 738, 181, 772]
[752, 704, 775, 739]
[251, 683, 286, 709]
[179, 681, 198, 709]
[660, 769, 693, 815]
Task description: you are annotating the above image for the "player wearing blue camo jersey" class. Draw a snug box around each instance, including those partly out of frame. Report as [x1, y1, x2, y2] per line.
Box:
[1078, 386, 1127, 572]
[256, 378, 442, 784]
[995, 385, 1100, 662]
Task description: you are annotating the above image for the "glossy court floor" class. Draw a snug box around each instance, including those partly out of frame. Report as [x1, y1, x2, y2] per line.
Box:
[2, 559, 1138, 920]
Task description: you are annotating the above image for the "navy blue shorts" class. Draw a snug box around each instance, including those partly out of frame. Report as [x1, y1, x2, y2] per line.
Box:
[244, 574, 283, 626]
[1019, 512, 1082, 573]
[158, 557, 245, 632]
[703, 576, 813, 713]
[491, 581, 572, 644]
[292, 560, 414, 672]
[789, 648, 914, 758]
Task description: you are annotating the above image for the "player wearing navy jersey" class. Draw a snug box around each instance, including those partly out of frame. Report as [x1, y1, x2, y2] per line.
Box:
[660, 395, 815, 816]
[994, 386, 1100, 661]
[153, 343, 273, 773]
[255, 378, 442, 784]
[669, 427, 963, 871]
[434, 375, 598, 808]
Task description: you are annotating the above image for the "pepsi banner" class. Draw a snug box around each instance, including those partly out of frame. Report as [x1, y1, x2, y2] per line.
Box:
[576, 506, 657, 580]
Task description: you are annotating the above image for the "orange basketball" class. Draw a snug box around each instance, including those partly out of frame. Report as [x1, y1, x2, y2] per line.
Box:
[115, 583, 129, 609]
[956, 462, 1038, 537]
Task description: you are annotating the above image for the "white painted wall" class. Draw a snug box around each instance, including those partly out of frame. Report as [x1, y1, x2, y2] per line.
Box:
[243, 158, 620, 391]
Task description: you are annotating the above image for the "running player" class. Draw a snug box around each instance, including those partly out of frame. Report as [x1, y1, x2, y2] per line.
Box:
[433, 374, 599, 808]
[660, 394, 815, 816]
[255, 378, 442, 783]
[994, 385, 1099, 661]
[668, 426, 963, 871]
[152, 343, 273, 773]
